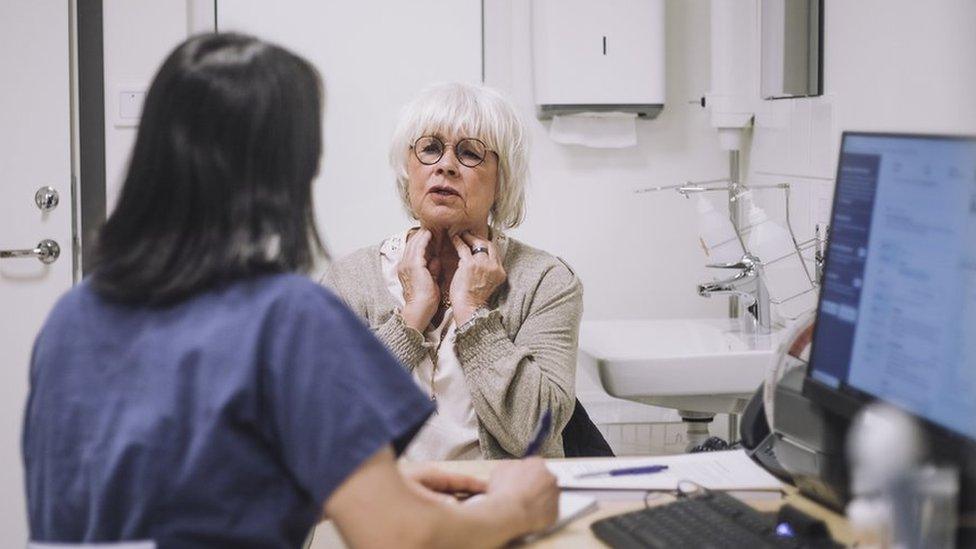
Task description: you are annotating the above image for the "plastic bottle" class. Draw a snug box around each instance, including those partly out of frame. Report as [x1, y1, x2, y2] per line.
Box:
[695, 196, 743, 264]
[845, 404, 917, 547]
[742, 196, 813, 317]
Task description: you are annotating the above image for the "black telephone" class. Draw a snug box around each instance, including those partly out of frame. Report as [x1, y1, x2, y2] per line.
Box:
[738, 383, 794, 483]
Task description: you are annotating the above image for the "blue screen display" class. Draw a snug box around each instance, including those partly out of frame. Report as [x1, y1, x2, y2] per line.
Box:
[810, 134, 976, 441]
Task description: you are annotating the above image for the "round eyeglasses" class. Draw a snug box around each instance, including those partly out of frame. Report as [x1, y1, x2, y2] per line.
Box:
[413, 136, 492, 168]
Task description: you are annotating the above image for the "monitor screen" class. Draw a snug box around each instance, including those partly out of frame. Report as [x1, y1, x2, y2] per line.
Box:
[807, 132, 976, 442]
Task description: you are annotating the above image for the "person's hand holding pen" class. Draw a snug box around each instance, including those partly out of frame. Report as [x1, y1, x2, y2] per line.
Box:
[484, 409, 559, 531]
[485, 458, 559, 532]
[457, 410, 559, 535]
[403, 466, 488, 505]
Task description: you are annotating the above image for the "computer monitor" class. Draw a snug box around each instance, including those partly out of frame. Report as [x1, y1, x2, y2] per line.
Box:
[804, 131, 976, 510]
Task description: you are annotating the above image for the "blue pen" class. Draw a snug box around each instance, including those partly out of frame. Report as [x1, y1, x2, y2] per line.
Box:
[522, 410, 552, 457]
[575, 465, 669, 479]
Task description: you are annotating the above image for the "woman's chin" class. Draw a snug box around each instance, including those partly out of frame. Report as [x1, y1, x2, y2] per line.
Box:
[418, 214, 466, 232]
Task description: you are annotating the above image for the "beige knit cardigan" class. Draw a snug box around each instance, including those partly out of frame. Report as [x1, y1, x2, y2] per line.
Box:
[320, 234, 583, 459]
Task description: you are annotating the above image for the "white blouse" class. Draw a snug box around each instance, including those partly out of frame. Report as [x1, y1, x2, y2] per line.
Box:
[380, 229, 481, 460]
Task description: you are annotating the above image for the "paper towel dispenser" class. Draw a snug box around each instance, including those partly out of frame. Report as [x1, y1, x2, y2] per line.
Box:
[531, 0, 666, 120]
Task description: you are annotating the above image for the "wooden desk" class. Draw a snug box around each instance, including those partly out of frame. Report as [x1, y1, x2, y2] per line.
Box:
[308, 458, 855, 548]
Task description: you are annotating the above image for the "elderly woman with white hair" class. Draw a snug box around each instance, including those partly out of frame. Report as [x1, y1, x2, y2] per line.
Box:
[322, 82, 584, 460]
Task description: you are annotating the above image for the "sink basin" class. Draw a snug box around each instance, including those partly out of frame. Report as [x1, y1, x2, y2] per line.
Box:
[579, 319, 782, 414]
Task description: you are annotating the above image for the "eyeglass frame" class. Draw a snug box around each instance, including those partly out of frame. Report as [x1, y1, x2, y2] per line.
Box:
[411, 135, 496, 168]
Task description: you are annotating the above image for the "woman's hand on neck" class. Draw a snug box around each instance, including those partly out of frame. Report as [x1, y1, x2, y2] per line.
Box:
[416, 221, 491, 261]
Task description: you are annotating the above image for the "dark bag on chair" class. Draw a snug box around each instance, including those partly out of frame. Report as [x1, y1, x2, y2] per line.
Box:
[562, 399, 615, 457]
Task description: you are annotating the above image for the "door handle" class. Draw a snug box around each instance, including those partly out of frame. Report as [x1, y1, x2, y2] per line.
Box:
[0, 239, 60, 264]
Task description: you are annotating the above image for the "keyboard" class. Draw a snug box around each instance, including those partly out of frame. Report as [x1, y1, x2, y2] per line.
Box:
[591, 489, 834, 548]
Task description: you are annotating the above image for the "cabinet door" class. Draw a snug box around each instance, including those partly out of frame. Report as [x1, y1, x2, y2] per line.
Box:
[218, 1, 483, 255]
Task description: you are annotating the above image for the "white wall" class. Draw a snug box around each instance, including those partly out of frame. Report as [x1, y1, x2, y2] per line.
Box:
[747, 0, 976, 252]
[216, 0, 482, 260]
[485, 0, 730, 322]
[102, 0, 210, 211]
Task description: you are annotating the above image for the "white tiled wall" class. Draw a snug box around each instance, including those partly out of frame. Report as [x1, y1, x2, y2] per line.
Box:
[748, 0, 976, 247]
[597, 420, 730, 456]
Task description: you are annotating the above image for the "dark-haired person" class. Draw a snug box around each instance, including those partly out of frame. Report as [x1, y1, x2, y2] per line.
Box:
[22, 33, 557, 548]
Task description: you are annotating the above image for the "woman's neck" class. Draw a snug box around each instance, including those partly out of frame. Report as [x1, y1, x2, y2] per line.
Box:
[420, 224, 491, 262]
[426, 229, 456, 261]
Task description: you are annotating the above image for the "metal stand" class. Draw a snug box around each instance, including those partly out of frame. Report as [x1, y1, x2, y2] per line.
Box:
[678, 410, 714, 452]
[636, 179, 830, 321]
[728, 151, 741, 319]
[728, 413, 739, 445]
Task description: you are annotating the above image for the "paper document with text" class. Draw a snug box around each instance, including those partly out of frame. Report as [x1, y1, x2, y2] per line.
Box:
[548, 450, 783, 491]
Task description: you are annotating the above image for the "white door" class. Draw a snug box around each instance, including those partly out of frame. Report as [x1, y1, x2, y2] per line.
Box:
[0, 0, 74, 543]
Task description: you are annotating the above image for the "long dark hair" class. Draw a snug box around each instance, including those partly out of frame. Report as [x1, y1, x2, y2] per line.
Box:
[92, 33, 325, 305]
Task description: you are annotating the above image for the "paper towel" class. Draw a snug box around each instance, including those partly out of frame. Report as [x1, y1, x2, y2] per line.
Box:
[548, 112, 638, 148]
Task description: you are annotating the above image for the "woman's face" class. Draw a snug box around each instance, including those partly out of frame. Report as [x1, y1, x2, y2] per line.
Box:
[406, 131, 498, 234]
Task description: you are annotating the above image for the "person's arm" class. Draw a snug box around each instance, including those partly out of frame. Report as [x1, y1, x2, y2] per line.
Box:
[455, 262, 583, 457]
[321, 261, 430, 372]
[325, 446, 558, 549]
[370, 313, 430, 371]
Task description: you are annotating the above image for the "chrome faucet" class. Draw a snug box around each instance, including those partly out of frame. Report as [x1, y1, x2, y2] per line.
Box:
[697, 254, 772, 333]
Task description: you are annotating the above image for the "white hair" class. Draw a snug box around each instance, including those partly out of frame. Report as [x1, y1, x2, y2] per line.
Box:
[389, 82, 528, 230]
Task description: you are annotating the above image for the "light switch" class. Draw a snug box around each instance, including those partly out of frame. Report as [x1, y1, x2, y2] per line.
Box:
[113, 85, 147, 127]
[119, 90, 145, 119]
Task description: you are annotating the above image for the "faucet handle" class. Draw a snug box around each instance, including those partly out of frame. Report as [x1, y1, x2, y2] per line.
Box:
[705, 254, 758, 270]
[705, 260, 747, 269]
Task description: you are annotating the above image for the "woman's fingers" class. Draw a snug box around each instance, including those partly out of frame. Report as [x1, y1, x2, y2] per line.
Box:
[406, 229, 431, 264]
[398, 230, 440, 331]
[451, 234, 472, 260]
[408, 468, 488, 495]
[483, 239, 500, 259]
[448, 231, 508, 325]
[459, 231, 491, 259]
[457, 231, 479, 248]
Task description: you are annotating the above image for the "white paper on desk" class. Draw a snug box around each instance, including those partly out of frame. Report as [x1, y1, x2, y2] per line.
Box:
[549, 450, 782, 491]
[521, 493, 598, 542]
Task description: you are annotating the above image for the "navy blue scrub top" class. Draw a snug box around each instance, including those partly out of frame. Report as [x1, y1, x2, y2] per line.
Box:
[23, 274, 434, 548]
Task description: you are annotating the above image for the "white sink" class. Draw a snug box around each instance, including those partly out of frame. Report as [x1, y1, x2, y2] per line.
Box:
[579, 319, 781, 414]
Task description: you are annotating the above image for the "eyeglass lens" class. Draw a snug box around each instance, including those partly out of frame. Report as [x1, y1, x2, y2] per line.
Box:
[414, 136, 487, 167]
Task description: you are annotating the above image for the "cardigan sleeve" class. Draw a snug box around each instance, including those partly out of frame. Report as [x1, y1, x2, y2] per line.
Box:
[320, 261, 430, 372]
[453, 261, 583, 457]
[371, 311, 431, 372]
